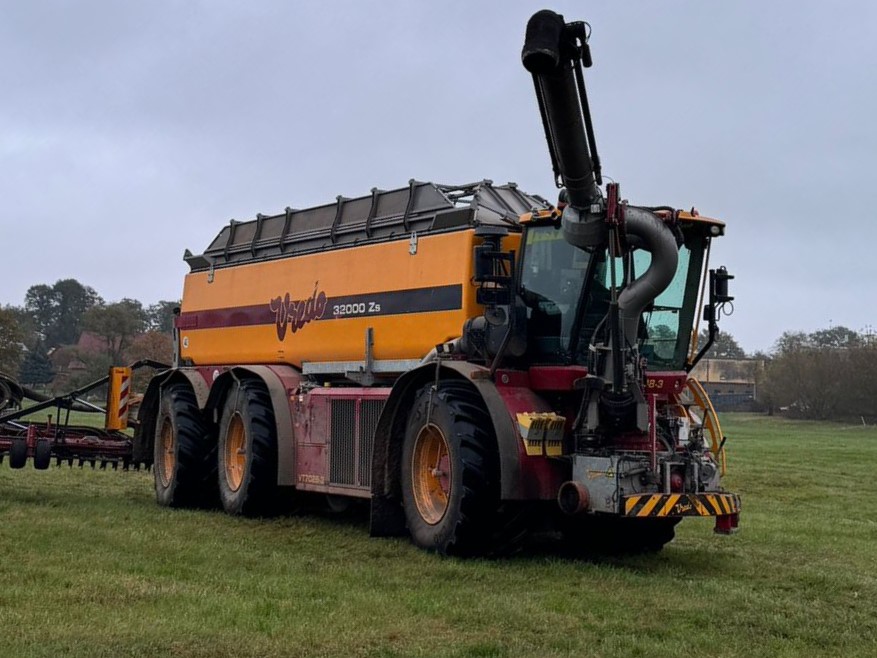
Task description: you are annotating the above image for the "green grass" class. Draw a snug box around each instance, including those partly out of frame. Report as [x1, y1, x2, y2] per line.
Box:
[1, 414, 876, 657]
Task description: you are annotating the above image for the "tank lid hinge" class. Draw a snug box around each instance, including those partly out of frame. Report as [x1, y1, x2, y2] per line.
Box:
[280, 207, 296, 254]
[365, 188, 382, 238]
[330, 196, 349, 244]
[251, 213, 266, 256]
[224, 219, 238, 261]
[402, 179, 420, 233]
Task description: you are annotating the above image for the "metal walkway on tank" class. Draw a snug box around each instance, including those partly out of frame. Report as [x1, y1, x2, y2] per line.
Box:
[184, 180, 551, 271]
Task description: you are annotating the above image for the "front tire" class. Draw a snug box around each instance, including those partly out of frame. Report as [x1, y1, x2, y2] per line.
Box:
[217, 378, 278, 516]
[9, 437, 27, 469]
[153, 383, 216, 507]
[401, 381, 499, 556]
[33, 439, 51, 470]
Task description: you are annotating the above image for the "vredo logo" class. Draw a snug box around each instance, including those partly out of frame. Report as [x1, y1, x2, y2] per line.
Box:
[269, 283, 328, 341]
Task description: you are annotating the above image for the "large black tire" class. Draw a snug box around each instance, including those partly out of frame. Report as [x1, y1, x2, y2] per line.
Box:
[153, 383, 216, 508]
[217, 378, 278, 517]
[401, 381, 499, 556]
[562, 514, 679, 555]
[9, 438, 27, 469]
[33, 439, 51, 470]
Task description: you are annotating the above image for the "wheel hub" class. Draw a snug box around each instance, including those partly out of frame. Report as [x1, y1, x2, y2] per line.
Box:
[225, 414, 247, 492]
[411, 424, 452, 525]
[158, 418, 175, 487]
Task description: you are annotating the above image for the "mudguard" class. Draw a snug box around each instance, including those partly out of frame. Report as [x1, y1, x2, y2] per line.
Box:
[134, 365, 300, 485]
[132, 368, 208, 464]
[369, 361, 524, 537]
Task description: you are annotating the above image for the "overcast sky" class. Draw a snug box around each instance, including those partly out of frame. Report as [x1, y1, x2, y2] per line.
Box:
[2, 1, 875, 353]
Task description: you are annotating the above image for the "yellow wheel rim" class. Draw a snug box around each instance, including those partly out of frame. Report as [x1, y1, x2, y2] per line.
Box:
[411, 424, 452, 525]
[158, 417, 175, 487]
[225, 414, 247, 492]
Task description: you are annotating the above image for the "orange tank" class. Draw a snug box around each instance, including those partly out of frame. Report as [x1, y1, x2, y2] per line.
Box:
[176, 181, 545, 375]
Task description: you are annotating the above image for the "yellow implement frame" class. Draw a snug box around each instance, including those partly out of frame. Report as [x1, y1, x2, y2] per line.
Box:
[684, 377, 727, 475]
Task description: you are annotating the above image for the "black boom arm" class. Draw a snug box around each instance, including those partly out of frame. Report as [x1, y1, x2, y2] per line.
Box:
[522, 9, 602, 210]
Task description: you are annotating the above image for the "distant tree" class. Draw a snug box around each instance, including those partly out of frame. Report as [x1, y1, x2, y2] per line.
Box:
[0, 306, 25, 374]
[82, 299, 148, 364]
[772, 331, 810, 354]
[146, 300, 180, 334]
[809, 325, 861, 349]
[761, 326, 873, 421]
[650, 325, 674, 340]
[2, 305, 38, 350]
[748, 352, 771, 413]
[24, 284, 54, 341]
[645, 324, 676, 359]
[697, 329, 746, 358]
[25, 279, 102, 348]
[18, 343, 55, 386]
[126, 331, 173, 365]
[844, 344, 877, 420]
[761, 345, 842, 420]
[59, 352, 114, 397]
[126, 331, 174, 394]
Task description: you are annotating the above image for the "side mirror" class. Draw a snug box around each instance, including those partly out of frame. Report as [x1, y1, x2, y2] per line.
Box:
[703, 266, 734, 323]
[713, 266, 734, 304]
[690, 266, 734, 372]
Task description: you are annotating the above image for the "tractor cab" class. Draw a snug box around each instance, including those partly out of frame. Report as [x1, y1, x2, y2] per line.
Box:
[518, 208, 725, 372]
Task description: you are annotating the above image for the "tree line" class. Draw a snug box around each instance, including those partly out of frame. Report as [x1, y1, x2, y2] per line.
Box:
[2, 279, 874, 421]
[701, 325, 876, 422]
[757, 327, 876, 422]
[0, 278, 178, 393]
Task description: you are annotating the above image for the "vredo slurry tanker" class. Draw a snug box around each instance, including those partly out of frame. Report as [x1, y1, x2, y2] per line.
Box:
[131, 10, 740, 555]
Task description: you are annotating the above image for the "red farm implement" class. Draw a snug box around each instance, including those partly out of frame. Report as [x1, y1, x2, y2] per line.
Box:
[0, 360, 166, 470]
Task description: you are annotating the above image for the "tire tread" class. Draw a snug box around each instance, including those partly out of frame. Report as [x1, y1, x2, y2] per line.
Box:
[402, 381, 499, 556]
[155, 382, 216, 508]
[218, 378, 278, 517]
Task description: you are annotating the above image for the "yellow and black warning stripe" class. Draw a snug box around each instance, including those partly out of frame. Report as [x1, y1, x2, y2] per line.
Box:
[623, 493, 741, 518]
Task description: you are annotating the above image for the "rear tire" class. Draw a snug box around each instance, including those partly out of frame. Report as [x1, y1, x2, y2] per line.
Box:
[9, 437, 27, 469]
[217, 378, 278, 516]
[153, 383, 216, 508]
[401, 381, 499, 556]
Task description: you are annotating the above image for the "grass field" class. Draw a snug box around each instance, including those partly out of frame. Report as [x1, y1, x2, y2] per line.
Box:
[1, 414, 875, 657]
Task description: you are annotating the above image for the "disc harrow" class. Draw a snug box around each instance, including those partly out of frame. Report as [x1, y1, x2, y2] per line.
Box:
[0, 360, 167, 471]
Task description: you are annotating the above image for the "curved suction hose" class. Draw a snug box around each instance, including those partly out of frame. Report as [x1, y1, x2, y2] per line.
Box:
[1, 372, 101, 415]
[617, 207, 679, 348]
[522, 10, 679, 378]
[0, 374, 22, 411]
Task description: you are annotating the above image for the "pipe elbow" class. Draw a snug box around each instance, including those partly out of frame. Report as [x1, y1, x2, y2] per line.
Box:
[617, 207, 679, 344]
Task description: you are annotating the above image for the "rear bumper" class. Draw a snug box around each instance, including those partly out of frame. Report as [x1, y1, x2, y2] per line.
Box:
[623, 492, 741, 518]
